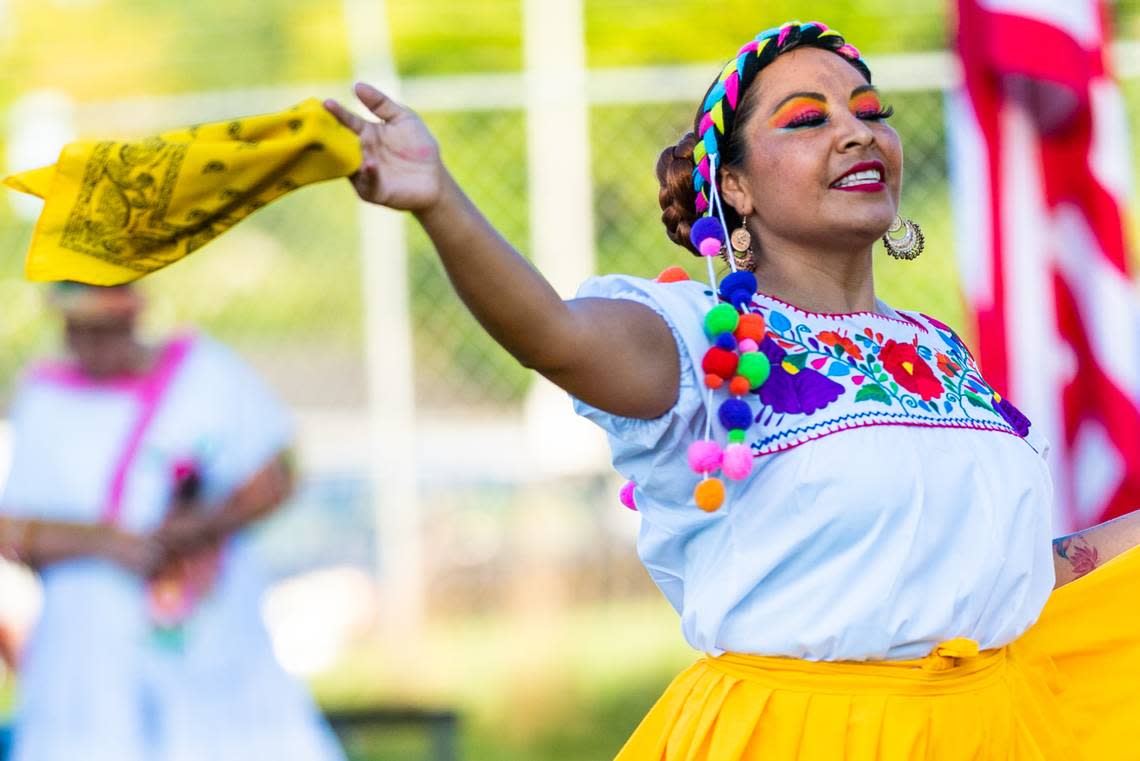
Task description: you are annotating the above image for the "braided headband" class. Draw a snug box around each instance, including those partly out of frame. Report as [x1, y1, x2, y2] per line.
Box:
[691, 21, 871, 217]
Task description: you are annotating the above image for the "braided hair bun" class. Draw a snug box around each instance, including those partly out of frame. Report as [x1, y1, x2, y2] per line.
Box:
[656, 132, 702, 256]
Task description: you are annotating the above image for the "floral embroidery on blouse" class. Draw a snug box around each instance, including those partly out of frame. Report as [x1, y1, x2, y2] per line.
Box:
[727, 295, 1033, 455]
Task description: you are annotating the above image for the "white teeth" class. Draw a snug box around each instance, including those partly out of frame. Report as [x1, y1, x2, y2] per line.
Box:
[833, 169, 882, 187]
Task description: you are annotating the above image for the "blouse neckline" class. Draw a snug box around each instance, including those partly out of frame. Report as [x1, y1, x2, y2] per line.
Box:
[750, 290, 928, 332]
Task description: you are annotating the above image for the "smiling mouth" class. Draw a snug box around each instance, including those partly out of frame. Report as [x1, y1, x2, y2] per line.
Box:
[830, 162, 886, 192]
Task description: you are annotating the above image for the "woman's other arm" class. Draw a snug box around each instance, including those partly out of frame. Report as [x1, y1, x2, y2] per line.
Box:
[1052, 511, 1140, 588]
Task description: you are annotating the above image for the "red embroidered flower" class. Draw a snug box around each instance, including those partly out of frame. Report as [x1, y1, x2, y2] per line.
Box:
[880, 340, 944, 400]
[936, 352, 961, 377]
[818, 331, 864, 360]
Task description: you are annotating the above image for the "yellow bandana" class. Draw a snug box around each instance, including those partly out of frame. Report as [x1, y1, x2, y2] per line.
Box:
[4, 98, 362, 285]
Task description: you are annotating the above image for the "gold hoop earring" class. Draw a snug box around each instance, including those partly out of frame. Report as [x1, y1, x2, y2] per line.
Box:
[882, 215, 924, 260]
[721, 222, 755, 271]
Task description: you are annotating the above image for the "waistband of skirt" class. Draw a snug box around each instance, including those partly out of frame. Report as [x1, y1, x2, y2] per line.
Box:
[703, 638, 1008, 695]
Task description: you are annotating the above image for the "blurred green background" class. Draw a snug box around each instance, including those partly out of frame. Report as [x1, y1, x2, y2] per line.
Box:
[3, 2, 1140, 760]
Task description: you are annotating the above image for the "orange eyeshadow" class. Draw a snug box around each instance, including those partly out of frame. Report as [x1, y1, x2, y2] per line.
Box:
[850, 91, 884, 117]
[768, 98, 828, 129]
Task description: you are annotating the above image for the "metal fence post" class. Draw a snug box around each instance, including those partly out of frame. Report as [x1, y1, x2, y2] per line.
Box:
[341, 0, 423, 641]
[521, 0, 608, 478]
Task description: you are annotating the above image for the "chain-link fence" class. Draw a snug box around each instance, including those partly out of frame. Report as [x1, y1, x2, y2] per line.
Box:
[6, 9, 1140, 759]
[3, 12, 1140, 626]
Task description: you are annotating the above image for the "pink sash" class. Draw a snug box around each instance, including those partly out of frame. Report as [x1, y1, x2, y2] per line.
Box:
[102, 335, 195, 525]
[29, 335, 196, 525]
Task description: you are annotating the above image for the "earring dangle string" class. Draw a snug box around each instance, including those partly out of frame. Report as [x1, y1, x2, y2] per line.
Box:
[706, 159, 738, 274]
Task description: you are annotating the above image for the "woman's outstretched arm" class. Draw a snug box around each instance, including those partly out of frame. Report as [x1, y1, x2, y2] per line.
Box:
[324, 83, 681, 420]
[1052, 511, 1140, 587]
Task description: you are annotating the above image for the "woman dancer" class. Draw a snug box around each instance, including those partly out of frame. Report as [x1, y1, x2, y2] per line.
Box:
[325, 21, 1140, 758]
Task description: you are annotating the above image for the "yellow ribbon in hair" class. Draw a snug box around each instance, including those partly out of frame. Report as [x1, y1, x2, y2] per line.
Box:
[3, 98, 362, 285]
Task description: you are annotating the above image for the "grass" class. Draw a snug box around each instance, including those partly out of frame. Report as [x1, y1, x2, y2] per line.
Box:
[1, 597, 695, 761]
[312, 598, 694, 761]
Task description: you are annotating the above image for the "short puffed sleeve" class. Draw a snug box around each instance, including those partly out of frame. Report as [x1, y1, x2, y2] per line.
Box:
[571, 275, 714, 498]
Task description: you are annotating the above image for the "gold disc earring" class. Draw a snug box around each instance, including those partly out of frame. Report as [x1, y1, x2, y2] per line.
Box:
[882, 215, 925, 260]
[723, 222, 756, 271]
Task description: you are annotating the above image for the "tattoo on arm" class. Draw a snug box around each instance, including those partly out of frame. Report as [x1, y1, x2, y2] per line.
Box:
[1053, 534, 1100, 578]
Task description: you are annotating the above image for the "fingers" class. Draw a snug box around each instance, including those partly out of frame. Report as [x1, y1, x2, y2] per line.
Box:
[323, 99, 369, 135]
[353, 160, 382, 202]
[354, 82, 404, 121]
[126, 537, 167, 577]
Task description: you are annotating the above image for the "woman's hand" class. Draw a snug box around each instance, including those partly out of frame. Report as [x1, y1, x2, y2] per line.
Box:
[152, 508, 216, 556]
[324, 82, 446, 212]
[97, 527, 166, 577]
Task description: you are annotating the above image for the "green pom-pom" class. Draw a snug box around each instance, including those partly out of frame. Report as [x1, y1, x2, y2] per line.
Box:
[737, 352, 771, 388]
[727, 429, 747, 444]
[704, 304, 740, 337]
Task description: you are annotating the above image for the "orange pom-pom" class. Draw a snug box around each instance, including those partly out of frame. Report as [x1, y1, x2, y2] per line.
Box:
[694, 478, 725, 512]
[729, 375, 751, 396]
[735, 313, 767, 342]
[705, 373, 724, 389]
[656, 266, 691, 283]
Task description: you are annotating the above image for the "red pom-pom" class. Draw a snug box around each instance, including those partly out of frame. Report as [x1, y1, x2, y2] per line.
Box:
[729, 375, 751, 396]
[735, 313, 767, 343]
[656, 266, 690, 283]
[702, 347, 739, 379]
[704, 373, 724, 389]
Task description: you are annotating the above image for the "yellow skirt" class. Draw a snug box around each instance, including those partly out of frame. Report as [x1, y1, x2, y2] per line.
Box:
[616, 545, 1140, 760]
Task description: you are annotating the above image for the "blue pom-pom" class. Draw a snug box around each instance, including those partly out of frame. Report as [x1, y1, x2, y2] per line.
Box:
[718, 398, 752, 431]
[690, 217, 725, 249]
[730, 289, 753, 311]
[718, 270, 757, 302]
[715, 333, 738, 351]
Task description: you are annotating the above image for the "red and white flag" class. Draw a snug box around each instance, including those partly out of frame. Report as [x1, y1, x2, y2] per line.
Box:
[949, 0, 1140, 532]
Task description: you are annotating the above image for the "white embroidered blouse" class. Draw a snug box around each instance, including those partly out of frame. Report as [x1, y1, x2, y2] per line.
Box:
[573, 274, 1056, 661]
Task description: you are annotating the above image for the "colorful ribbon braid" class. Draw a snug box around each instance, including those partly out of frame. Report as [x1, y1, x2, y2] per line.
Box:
[691, 21, 870, 215]
[680, 22, 871, 513]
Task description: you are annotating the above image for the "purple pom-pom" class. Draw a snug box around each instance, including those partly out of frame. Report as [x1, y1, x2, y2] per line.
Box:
[718, 398, 752, 431]
[698, 237, 722, 257]
[690, 216, 725, 249]
[722, 444, 753, 480]
[715, 333, 738, 351]
[718, 271, 758, 302]
[687, 439, 723, 474]
[619, 481, 638, 511]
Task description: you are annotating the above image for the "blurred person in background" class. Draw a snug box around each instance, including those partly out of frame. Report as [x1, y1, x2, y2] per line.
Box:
[0, 283, 343, 761]
[325, 20, 1140, 760]
[0, 621, 15, 674]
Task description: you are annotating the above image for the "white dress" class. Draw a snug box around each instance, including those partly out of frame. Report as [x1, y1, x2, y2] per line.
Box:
[1, 335, 343, 761]
[574, 275, 1057, 661]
